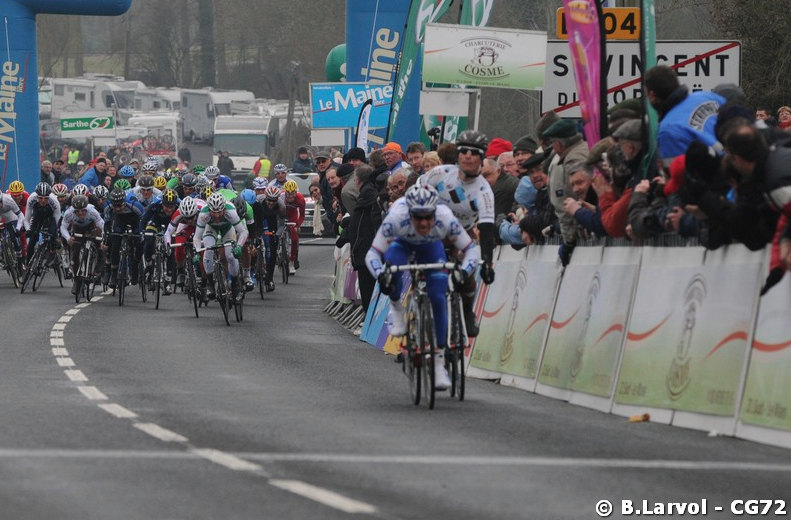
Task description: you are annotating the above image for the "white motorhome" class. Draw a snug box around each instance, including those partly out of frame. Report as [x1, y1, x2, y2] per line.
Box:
[50, 75, 145, 125]
[134, 87, 182, 112]
[180, 88, 255, 144]
[127, 111, 182, 152]
[212, 114, 277, 171]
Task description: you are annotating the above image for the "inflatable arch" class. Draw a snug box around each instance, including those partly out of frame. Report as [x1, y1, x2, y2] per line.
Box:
[0, 0, 132, 190]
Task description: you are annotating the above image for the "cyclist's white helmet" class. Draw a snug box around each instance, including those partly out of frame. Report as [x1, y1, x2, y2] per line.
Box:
[252, 177, 268, 190]
[404, 184, 439, 215]
[207, 192, 227, 212]
[204, 165, 220, 180]
[71, 184, 90, 197]
[179, 197, 199, 218]
[274, 163, 288, 173]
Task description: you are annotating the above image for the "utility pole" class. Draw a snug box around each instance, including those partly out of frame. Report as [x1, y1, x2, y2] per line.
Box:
[123, 13, 131, 79]
[282, 60, 300, 165]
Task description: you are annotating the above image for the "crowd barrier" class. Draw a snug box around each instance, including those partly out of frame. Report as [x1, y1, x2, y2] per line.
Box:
[327, 241, 791, 450]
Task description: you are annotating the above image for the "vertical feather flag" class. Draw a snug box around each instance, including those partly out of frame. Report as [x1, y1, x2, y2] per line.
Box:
[562, 0, 605, 145]
[640, 0, 658, 179]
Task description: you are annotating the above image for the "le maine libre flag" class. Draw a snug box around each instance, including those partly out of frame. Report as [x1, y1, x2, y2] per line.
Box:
[387, 0, 454, 143]
[356, 98, 373, 151]
[562, 0, 606, 145]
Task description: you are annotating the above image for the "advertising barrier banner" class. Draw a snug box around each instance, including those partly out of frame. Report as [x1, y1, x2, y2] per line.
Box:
[469, 247, 525, 373]
[616, 248, 759, 415]
[539, 247, 639, 397]
[423, 24, 547, 90]
[498, 246, 559, 379]
[740, 275, 791, 431]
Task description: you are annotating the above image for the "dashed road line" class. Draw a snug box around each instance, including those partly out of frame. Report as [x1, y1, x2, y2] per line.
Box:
[50, 293, 381, 516]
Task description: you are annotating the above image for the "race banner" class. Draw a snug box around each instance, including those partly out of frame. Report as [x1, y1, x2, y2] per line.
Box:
[561, 0, 605, 144]
[435, 0, 498, 144]
[310, 83, 392, 129]
[423, 24, 547, 90]
[387, 0, 454, 144]
[346, 0, 412, 150]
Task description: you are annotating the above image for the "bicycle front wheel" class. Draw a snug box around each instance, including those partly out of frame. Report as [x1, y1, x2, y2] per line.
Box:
[406, 296, 421, 406]
[154, 255, 163, 310]
[449, 292, 466, 401]
[187, 262, 200, 319]
[256, 248, 266, 300]
[421, 299, 436, 410]
[215, 262, 230, 326]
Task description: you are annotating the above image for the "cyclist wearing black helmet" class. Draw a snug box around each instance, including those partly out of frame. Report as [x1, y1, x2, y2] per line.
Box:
[139, 188, 181, 295]
[417, 129, 497, 337]
[103, 187, 145, 288]
[22, 183, 63, 267]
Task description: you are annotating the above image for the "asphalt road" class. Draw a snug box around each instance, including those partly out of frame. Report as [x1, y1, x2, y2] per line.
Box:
[1, 239, 790, 520]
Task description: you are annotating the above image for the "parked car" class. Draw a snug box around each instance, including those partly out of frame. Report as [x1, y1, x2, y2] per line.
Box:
[287, 172, 329, 236]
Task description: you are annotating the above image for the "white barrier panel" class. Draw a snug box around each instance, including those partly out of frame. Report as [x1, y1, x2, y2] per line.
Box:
[329, 245, 352, 304]
[671, 246, 764, 435]
[569, 247, 642, 412]
[611, 247, 704, 424]
[737, 267, 791, 448]
[499, 245, 563, 392]
[468, 246, 526, 380]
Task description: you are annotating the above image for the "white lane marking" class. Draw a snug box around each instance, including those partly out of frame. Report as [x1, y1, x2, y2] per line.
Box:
[51, 348, 69, 356]
[0, 448, 195, 459]
[191, 449, 262, 472]
[239, 453, 791, 472]
[57, 315, 72, 323]
[65, 308, 80, 315]
[77, 386, 108, 401]
[56, 357, 75, 367]
[50, 338, 65, 346]
[134, 423, 189, 443]
[98, 403, 138, 419]
[64, 369, 88, 382]
[50, 330, 64, 338]
[76, 303, 91, 309]
[269, 479, 378, 515]
[52, 323, 66, 330]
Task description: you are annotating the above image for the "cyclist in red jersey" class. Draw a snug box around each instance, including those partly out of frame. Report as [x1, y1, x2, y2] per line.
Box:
[281, 179, 305, 274]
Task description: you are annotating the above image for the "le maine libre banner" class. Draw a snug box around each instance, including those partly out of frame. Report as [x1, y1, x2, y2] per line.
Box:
[310, 83, 392, 130]
[0, 0, 132, 191]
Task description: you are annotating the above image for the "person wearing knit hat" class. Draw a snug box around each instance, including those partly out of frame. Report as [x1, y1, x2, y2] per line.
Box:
[345, 147, 367, 166]
[512, 134, 539, 167]
[485, 137, 512, 159]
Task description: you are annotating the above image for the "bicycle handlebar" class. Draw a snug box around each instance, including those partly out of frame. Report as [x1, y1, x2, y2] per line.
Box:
[195, 241, 236, 253]
[386, 262, 459, 273]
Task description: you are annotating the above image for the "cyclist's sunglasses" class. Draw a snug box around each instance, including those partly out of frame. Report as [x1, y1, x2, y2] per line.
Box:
[411, 212, 435, 221]
[457, 146, 484, 157]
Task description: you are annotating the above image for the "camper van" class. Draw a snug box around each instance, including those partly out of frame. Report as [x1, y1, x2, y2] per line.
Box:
[127, 112, 182, 153]
[50, 75, 145, 125]
[134, 87, 182, 112]
[212, 114, 278, 172]
[180, 88, 255, 144]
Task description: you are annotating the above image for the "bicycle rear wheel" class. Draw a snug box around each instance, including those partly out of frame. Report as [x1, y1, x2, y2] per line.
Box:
[3, 241, 20, 288]
[421, 300, 436, 410]
[406, 296, 421, 406]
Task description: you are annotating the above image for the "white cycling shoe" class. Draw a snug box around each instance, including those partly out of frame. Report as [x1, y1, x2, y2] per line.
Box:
[386, 302, 407, 336]
[434, 350, 451, 391]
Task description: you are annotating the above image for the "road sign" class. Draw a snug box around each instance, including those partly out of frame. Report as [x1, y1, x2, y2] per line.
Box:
[556, 7, 641, 40]
[59, 112, 115, 138]
[542, 40, 741, 118]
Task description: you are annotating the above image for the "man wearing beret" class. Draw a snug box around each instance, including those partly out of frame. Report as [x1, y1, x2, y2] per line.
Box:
[543, 118, 589, 265]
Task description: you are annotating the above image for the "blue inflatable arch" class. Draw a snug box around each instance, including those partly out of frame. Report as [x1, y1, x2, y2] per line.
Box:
[0, 0, 132, 190]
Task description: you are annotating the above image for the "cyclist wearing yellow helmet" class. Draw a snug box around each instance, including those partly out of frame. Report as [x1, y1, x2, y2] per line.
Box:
[7, 180, 28, 214]
[1, 185, 25, 272]
[153, 175, 168, 190]
[281, 179, 305, 275]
